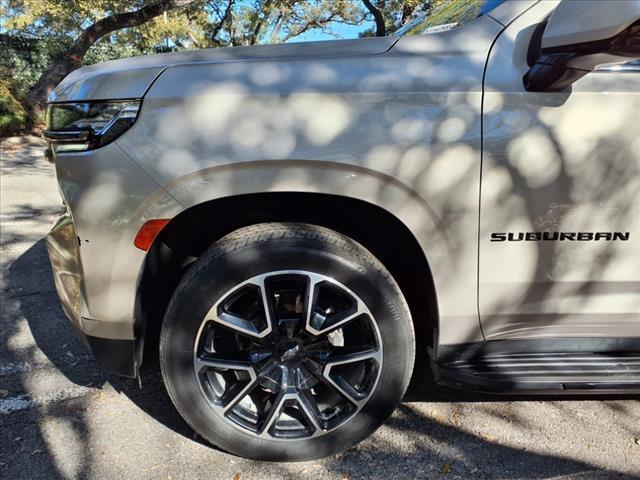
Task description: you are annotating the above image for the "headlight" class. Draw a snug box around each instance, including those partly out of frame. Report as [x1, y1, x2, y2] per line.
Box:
[43, 100, 141, 152]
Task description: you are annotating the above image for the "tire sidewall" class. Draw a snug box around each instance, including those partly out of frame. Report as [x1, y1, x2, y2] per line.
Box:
[160, 230, 414, 461]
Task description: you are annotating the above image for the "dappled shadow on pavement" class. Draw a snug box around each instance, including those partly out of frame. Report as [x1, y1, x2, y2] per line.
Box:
[2, 241, 639, 479]
[2, 46, 640, 475]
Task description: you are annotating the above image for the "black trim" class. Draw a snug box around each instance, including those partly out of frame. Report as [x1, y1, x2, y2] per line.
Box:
[524, 18, 640, 91]
[526, 17, 548, 67]
[42, 129, 90, 143]
[86, 335, 137, 378]
[542, 18, 640, 59]
[436, 338, 640, 395]
[46, 97, 142, 105]
[438, 337, 640, 362]
[44, 99, 141, 152]
[43, 147, 54, 163]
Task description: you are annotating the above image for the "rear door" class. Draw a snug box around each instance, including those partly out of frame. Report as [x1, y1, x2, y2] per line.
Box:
[479, 2, 640, 339]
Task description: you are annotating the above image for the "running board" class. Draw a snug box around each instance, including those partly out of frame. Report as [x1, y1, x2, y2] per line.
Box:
[436, 352, 640, 394]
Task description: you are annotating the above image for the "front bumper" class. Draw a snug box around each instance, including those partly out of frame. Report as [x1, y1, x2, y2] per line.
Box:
[46, 213, 86, 332]
[46, 212, 137, 377]
[43, 135, 185, 378]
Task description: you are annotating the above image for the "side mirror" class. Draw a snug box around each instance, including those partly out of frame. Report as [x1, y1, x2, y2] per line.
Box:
[524, 0, 640, 92]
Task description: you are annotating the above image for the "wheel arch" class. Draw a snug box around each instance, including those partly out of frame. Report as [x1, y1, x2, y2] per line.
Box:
[134, 192, 439, 372]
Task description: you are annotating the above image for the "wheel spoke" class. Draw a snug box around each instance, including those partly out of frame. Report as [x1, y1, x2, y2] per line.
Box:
[299, 358, 368, 409]
[304, 278, 364, 335]
[254, 276, 274, 337]
[194, 354, 259, 413]
[194, 355, 254, 373]
[324, 347, 380, 367]
[307, 344, 379, 364]
[325, 375, 369, 406]
[194, 270, 383, 440]
[221, 377, 259, 414]
[296, 390, 325, 434]
[315, 309, 365, 335]
[258, 391, 286, 436]
[204, 276, 274, 338]
[304, 277, 319, 333]
[323, 348, 381, 407]
[214, 311, 265, 337]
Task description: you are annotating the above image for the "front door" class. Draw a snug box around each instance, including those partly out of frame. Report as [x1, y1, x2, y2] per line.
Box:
[478, 2, 640, 340]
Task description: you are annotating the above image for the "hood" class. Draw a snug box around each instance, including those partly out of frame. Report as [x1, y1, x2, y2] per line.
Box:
[49, 37, 398, 103]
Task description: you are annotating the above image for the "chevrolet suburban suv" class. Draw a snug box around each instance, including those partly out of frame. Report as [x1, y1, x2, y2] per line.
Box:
[42, 0, 640, 461]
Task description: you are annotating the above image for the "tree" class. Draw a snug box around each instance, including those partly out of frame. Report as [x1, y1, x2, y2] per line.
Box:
[201, 0, 363, 47]
[1, 0, 370, 124]
[360, 0, 427, 37]
[3, 0, 201, 117]
[362, 0, 386, 37]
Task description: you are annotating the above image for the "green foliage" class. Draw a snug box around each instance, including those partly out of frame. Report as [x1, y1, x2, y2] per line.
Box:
[0, 34, 70, 95]
[82, 39, 147, 65]
[2, 0, 152, 39]
[213, 0, 365, 46]
[411, 0, 482, 32]
[359, 0, 430, 36]
[0, 0, 383, 129]
[0, 78, 31, 137]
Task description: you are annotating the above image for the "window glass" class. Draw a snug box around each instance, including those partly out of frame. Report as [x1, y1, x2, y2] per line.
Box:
[394, 0, 503, 37]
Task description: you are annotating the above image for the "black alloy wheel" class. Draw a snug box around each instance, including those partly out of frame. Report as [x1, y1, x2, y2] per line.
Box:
[160, 223, 415, 461]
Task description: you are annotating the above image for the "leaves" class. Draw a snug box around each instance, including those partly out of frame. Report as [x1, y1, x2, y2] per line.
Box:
[2, 0, 438, 120]
[0, 79, 31, 137]
[360, 0, 430, 37]
[2, 0, 376, 54]
[2, 0, 430, 70]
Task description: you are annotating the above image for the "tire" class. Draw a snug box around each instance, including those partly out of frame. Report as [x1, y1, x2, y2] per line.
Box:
[160, 223, 415, 461]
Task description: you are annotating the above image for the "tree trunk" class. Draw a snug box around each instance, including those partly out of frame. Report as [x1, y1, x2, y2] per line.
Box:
[248, 0, 273, 46]
[209, 0, 235, 46]
[28, 0, 199, 119]
[268, 14, 284, 44]
[362, 0, 386, 37]
[400, 4, 416, 26]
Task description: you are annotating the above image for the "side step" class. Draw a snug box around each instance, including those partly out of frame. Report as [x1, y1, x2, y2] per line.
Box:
[436, 352, 640, 394]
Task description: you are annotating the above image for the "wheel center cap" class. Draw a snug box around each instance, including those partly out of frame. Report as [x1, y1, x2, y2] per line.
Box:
[277, 341, 304, 365]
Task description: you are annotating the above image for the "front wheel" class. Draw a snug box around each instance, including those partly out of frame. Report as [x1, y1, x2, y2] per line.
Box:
[160, 223, 415, 461]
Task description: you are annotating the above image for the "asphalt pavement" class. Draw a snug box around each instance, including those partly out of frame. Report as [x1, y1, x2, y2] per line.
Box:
[1, 135, 639, 480]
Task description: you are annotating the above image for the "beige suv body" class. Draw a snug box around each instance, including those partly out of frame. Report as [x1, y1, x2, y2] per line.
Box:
[43, 0, 640, 460]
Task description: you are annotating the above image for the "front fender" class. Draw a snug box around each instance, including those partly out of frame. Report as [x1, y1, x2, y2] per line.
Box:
[135, 160, 481, 345]
[115, 25, 498, 344]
